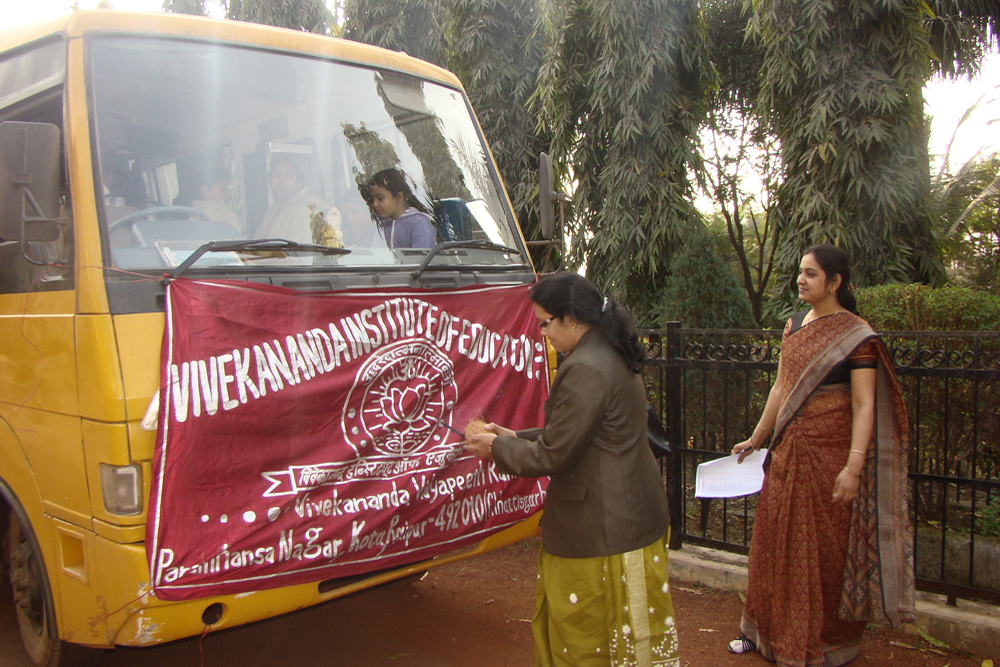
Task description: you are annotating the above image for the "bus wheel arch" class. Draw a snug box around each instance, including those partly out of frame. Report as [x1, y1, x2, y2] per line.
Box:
[8, 503, 57, 665]
[0, 485, 102, 667]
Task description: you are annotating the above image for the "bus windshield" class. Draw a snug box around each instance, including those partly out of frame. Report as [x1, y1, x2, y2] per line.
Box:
[90, 36, 524, 271]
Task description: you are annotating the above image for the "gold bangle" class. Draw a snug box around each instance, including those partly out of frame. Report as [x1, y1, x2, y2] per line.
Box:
[843, 466, 861, 478]
[849, 449, 867, 456]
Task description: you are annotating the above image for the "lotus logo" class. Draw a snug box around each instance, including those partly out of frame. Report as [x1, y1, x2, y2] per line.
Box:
[381, 381, 434, 432]
[342, 340, 458, 457]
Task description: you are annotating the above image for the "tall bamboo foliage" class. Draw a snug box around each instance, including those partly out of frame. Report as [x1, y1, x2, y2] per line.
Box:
[750, 0, 944, 311]
[445, 0, 546, 244]
[535, 0, 716, 321]
[225, 0, 332, 32]
[702, 0, 762, 112]
[162, 0, 208, 15]
[343, 0, 446, 66]
[925, 0, 1000, 77]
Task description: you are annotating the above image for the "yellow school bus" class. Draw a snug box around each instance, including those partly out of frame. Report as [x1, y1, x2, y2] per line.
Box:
[0, 11, 542, 665]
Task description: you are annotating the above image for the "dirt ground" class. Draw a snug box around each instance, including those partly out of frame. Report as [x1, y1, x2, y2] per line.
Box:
[3, 537, 995, 666]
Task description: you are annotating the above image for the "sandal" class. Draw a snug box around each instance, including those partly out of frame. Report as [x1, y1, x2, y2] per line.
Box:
[727, 636, 757, 654]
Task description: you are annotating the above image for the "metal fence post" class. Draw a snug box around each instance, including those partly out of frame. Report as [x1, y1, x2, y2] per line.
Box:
[664, 321, 683, 550]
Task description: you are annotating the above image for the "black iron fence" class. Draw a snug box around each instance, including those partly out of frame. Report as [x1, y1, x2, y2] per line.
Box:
[642, 323, 1000, 604]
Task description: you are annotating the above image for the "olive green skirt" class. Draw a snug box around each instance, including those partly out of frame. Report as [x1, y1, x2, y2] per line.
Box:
[533, 532, 680, 667]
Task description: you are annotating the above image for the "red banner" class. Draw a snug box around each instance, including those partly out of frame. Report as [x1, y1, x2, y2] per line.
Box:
[147, 279, 548, 601]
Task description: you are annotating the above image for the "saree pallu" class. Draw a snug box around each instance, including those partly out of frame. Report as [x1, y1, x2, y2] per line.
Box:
[533, 532, 680, 667]
[740, 312, 915, 667]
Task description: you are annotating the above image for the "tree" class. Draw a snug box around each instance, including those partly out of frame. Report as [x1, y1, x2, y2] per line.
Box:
[162, 0, 208, 15]
[445, 0, 547, 254]
[701, 0, 763, 114]
[750, 0, 945, 318]
[658, 220, 756, 328]
[925, 0, 1000, 78]
[535, 0, 715, 323]
[934, 151, 1000, 291]
[225, 0, 333, 33]
[697, 0, 781, 325]
[343, 0, 446, 66]
[699, 108, 782, 324]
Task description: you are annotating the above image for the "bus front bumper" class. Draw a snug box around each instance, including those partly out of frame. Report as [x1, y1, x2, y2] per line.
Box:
[88, 515, 539, 647]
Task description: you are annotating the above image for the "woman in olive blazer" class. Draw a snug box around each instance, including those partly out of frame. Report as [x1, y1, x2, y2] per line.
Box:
[466, 272, 678, 667]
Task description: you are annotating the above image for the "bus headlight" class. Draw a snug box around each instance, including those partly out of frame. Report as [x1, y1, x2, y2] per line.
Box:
[100, 464, 142, 515]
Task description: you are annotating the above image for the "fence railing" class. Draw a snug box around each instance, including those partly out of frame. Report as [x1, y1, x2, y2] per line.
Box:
[642, 323, 1000, 604]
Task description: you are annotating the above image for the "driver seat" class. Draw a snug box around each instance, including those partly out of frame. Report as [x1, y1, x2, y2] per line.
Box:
[106, 205, 139, 223]
[107, 206, 139, 247]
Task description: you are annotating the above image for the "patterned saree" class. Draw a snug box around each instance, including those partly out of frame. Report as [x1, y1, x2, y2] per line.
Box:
[739, 312, 915, 667]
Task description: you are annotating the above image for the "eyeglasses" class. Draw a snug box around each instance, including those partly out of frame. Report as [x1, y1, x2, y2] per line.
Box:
[538, 317, 555, 330]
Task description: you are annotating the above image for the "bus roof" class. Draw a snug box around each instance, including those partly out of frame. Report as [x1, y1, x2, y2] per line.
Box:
[0, 10, 463, 89]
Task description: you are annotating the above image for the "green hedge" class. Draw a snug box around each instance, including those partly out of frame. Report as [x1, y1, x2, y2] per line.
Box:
[855, 284, 1000, 331]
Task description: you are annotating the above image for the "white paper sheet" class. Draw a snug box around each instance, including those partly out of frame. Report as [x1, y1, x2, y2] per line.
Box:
[694, 449, 767, 498]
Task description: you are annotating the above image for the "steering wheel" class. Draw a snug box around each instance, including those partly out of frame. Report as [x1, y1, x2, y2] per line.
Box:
[108, 205, 211, 234]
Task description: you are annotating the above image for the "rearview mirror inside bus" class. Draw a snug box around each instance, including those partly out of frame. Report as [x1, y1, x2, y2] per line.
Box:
[0, 121, 63, 244]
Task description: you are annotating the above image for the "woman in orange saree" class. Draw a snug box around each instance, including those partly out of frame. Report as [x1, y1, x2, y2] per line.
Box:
[728, 245, 915, 666]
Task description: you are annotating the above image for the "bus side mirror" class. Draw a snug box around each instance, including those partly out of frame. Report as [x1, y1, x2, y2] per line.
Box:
[0, 121, 63, 244]
[538, 152, 555, 240]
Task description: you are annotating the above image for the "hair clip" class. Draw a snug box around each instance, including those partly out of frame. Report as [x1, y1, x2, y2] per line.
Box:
[601, 297, 609, 313]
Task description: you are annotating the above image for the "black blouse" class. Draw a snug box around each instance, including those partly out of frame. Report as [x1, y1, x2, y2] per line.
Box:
[789, 311, 878, 385]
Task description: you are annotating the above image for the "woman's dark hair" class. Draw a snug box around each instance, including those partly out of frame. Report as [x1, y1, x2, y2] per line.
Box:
[368, 168, 428, 214]
[803, 244, 858, 315]
[200, 164, 230, 188]
[270, 155, 307, 187]
[529, 272, 645, 373]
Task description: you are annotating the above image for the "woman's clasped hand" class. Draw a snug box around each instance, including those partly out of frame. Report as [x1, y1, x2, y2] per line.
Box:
[463, 422, 514, 458]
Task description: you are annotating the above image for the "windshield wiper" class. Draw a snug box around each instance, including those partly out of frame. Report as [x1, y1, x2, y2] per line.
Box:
[410, 240, 521, 279]
[165, 238, 351, 282]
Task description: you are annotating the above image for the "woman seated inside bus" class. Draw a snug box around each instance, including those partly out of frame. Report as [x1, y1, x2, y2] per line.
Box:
[368, 168, 437, 248]
[190, 166, 241, 234]
[255, 155, 337, 244]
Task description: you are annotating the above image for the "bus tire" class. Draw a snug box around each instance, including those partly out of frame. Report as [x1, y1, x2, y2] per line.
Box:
[6, 509, 102, 667]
